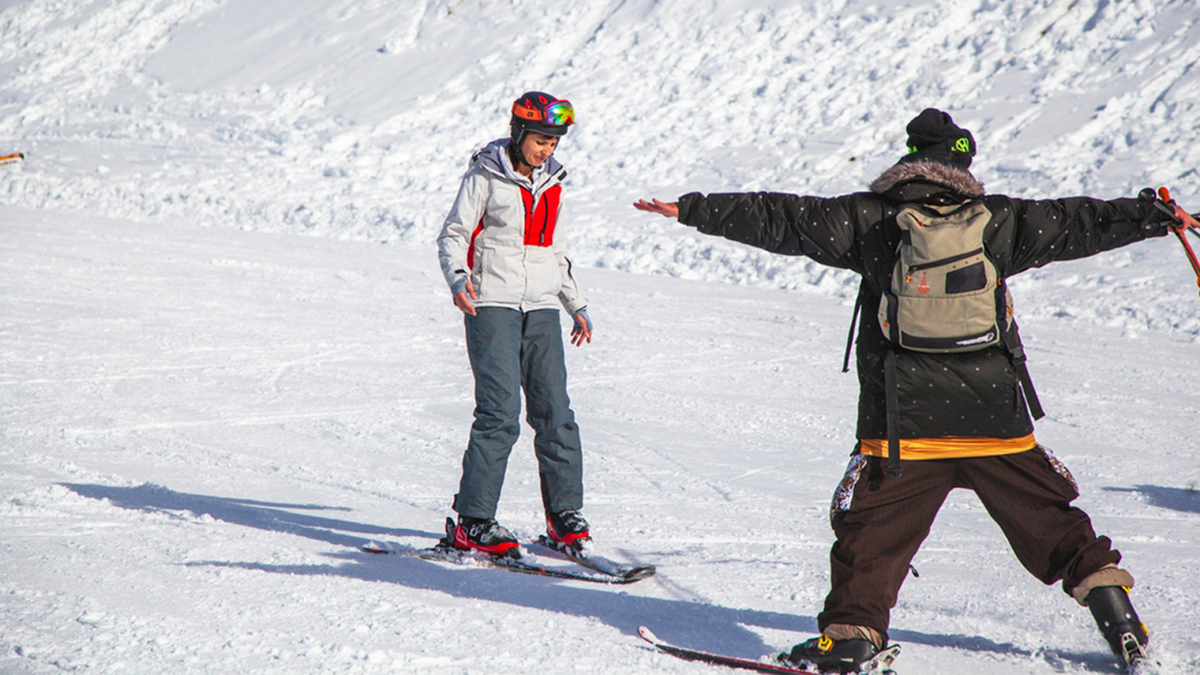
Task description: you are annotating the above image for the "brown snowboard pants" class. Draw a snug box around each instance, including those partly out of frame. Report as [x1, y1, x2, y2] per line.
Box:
[819, 447, 1122, 642]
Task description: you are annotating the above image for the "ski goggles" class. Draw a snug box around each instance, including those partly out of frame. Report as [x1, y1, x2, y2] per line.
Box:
[512, 99, 575, 127]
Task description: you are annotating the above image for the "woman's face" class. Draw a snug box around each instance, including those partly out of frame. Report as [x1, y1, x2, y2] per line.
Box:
[520, 132, 560, 168]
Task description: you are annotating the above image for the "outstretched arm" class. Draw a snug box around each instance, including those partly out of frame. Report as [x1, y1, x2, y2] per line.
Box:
[670, 191, 870, 272]
[1001, 195, 1175, 275]
[633, 199, 679, 218]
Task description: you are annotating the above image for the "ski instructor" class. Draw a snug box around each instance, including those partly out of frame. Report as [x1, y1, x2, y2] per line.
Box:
[437, 91, 594, 558]
[634, 109, 1182, 673]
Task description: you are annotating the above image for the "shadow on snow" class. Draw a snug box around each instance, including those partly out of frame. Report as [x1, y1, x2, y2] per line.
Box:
[1102, 484, 1200, 515]
[62, 482, 1118, 669]
[62, 481, 436, 551]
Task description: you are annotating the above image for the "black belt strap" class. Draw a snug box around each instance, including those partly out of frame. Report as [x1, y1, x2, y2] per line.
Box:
[883, 347, 903, 478]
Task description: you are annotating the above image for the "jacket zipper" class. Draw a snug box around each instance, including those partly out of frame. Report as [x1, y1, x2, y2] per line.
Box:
[523, 186, 549, 246]
[537, 194, 546, 245]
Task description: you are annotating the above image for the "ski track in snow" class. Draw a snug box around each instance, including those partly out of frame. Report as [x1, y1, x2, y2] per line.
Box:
[1, 0, 1199, 673]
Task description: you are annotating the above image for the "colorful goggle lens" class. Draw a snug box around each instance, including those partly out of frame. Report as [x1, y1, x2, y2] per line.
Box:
[542, 100, 574, 126]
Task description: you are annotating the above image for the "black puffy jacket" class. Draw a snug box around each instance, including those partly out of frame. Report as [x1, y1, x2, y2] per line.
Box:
[677, 161, 1171, 450]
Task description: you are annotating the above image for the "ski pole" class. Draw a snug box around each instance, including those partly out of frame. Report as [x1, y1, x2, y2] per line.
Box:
[1139, 187, 1200, 297]
[1157, 187, 1200, 284]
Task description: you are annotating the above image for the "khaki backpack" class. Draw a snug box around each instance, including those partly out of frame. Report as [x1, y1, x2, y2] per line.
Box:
[878, 200, 1011, 351]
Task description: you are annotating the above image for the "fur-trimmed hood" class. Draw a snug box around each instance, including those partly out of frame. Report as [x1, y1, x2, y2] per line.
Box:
[869, 160, 985, 199]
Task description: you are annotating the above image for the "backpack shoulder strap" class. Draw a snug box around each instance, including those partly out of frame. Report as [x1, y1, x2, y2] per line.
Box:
[841, 288, 865, 374]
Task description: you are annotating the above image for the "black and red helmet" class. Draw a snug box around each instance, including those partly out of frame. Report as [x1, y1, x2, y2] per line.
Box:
[509, 91, 575, 145]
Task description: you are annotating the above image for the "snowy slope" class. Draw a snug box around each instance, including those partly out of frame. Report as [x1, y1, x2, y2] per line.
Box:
[1, 0, 1199, 673]
[3, 205, 1198, 675]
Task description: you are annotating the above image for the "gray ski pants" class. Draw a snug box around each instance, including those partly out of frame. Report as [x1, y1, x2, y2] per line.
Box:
[454, 307, 583, 520]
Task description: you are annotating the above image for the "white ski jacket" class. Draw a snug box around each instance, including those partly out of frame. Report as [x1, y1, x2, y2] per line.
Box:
[437, 138, 587, 314]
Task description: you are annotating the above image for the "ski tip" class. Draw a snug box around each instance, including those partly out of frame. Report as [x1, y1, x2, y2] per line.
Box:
[361, 541, 394, 554]
[624, 565, 657, 581]
[637, 626, 660, 644]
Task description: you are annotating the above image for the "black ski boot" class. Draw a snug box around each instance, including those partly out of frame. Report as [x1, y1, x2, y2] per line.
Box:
[546, 509, 591, 550]
[451, 515, 521, 558]
[788, 635, 878, 674]
[1087, 585, 1149, 669]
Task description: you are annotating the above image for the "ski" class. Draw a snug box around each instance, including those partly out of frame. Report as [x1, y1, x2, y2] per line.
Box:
[639, 626, 817, 674]
[532, 534, 656, 581]
[362, 518, 653, 585]
[0, 152, 24, 167]
[362, 541, 650, 584]
[638, 626, 901, 675]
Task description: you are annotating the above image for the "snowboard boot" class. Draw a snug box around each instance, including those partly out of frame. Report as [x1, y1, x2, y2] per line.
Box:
[1086, 585, 1149, 669]
[788, 634, 879, 674]
[452, 515, 520, 558]
[546, 509, 591, 551]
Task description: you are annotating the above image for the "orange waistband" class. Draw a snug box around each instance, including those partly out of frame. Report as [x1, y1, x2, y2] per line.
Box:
[858, 434, 1038, 460]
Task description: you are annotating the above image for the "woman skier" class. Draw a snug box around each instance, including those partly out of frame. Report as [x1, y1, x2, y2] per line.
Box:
[437, 91, 594, 558]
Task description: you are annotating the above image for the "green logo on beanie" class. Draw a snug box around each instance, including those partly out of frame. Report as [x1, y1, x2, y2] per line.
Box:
[953, 137, 972, 153]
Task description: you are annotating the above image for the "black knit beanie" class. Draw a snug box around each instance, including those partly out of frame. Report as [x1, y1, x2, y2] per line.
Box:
[898, 108, 976, 170]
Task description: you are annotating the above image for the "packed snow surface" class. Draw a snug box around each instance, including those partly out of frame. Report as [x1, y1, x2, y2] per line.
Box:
[1, 0, 1198, 673]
